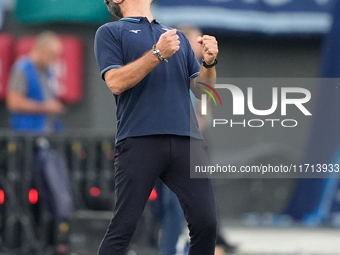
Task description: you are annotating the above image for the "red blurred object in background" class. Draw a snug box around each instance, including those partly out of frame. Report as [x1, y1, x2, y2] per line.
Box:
[16, 35, 84, 104]
[149, 188, 158, 201]
[29, 189, 39, 204]
[0, 34, 15, 101]
[90, 187, 101, 197]
[0, 189, 5, 205]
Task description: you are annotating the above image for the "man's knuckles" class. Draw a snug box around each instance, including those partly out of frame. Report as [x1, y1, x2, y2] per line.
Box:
[203, 35, 216, 40]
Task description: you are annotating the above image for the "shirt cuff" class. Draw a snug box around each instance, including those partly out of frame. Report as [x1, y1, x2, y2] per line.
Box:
[101, 65, 122, 80]
[189, 72, 200, 79]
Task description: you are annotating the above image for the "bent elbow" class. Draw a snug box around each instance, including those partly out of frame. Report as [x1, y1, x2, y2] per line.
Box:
[111, 88, 123, 95]
[105, 72, 125, 95]
[107, 82, 124, 95]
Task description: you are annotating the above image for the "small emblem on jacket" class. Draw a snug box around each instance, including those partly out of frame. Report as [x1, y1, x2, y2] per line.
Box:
[129, 30, 141, 34]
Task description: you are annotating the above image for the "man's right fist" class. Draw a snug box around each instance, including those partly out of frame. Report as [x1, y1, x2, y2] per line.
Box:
[155, 29, 180, 59]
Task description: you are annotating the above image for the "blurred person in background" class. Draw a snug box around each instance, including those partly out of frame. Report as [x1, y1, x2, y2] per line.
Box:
[95, 0, 219, 255]
[6, 31, 64, 132]
[6, 31, 73, 255]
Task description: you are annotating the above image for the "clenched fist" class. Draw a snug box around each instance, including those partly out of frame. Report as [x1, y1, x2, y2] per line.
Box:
[197, 35, 219, 65]
[155, 29, 180, 60]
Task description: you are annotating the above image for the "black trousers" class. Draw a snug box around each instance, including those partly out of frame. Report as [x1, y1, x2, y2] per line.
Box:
[98, 135, 217, 255]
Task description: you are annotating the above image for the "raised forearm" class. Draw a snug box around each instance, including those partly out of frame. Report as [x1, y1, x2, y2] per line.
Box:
[104, 29, 180, 95]
[191, 66, 217, 98]
[190, 34, 218, 99]
[104, 50, 160, 95]
[199, 65, 216, 79]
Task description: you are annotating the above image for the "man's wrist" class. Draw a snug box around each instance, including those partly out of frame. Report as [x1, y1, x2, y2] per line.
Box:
[202, 58, 218, 68]
[152, 45, 168, 62]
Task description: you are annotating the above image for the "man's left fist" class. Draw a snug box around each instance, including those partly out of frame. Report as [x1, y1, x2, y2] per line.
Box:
[197, 35, 218, 65]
